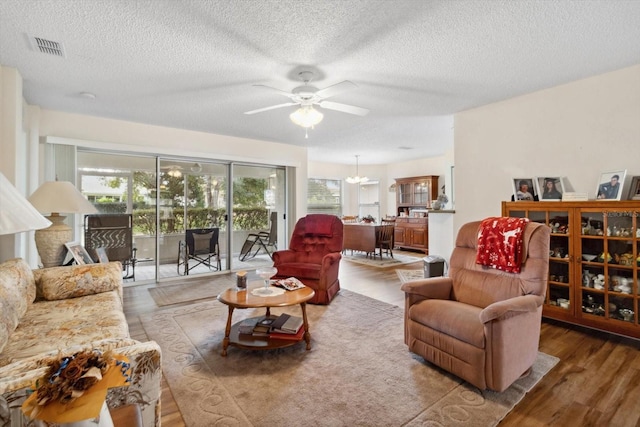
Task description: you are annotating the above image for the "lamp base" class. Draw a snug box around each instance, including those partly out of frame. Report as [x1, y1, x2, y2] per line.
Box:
[34, 214, 72, 268]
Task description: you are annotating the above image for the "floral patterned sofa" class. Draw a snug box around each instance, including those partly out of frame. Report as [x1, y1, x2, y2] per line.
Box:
[0, 258, 162, 427]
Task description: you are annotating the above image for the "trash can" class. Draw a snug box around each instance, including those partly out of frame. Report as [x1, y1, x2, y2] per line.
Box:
[423, 255, 445, 278]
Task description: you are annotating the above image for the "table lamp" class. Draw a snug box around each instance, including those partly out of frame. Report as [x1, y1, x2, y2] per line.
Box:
[0, 172, 52, 235]
[28, 180, 98, 267]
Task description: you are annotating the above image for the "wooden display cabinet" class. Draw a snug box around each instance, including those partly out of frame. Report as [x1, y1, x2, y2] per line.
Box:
[394, 217, 429, 253]
[395, 175, 439, 216]
[394, 175, 438, 254]
[502, 200, 640, 339]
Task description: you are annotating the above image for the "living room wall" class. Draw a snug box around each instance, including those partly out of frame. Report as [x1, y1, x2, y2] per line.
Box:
[454, 64, 640, 231]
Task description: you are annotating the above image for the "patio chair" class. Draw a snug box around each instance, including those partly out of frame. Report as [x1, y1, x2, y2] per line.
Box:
[239, 211, 278, 261]
[84, 214, 137, 280]
[177, 227, 221, 275]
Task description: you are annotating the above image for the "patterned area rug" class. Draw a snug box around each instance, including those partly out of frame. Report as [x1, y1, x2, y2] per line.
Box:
[342, 253, 422, 268]
[140, 289, 558, 426]
[396, 269, 425, 283]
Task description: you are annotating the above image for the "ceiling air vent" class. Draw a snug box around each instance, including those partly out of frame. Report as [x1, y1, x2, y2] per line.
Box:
[28, 35, 66, 58]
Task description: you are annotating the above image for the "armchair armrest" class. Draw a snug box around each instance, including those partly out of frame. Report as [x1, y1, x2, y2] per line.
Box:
[400, 276, 453, 301]
[479, 294, 544, 323]
[0, 339, 161, 427]
[272, 249, 297, 264]
[321, 252, 342, 269]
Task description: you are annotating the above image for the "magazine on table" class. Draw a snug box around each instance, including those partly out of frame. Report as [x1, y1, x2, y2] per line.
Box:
[273, 277, 305, 291]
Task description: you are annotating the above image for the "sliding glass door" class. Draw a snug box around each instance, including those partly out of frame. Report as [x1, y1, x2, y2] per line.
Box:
[232, 164, 286, 270]
[77, 149, 288, 282]
[157, 159, 229, 279]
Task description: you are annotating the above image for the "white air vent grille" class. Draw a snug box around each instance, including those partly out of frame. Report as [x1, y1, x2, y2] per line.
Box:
[28, 36, 66, 58]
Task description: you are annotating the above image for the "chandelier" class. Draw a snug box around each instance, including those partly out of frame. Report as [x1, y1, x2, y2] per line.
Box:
[167, 166, 182, 178]
[346, 155, 368, 184]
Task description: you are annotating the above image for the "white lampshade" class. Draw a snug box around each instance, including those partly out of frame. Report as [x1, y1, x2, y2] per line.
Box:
[0, 172, 52, 235]
[28, 180, 98, 267]
[28, 181, 98, 215]
[290, 106, 324, 128]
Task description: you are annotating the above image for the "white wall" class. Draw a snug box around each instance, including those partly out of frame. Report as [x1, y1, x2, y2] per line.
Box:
[454, 64, 640, 232]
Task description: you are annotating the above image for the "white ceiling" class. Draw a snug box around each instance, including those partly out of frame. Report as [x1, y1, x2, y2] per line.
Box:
[1, 0, 639, 165]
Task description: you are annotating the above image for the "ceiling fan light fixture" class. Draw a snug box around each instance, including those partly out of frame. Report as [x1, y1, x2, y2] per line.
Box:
[346, 155, 368, 184]
[167, 166, 182, 178]
[289, 106, 323, 128]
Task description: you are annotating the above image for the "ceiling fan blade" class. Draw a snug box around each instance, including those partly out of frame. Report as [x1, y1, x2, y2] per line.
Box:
[253, 84, 296, 99]
[318, 100, 370, 116]
[244, 102, 298, 115]
[315, 80, 358, 99]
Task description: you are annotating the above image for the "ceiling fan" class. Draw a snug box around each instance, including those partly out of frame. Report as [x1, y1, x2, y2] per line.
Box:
[244, 71, 370, 135]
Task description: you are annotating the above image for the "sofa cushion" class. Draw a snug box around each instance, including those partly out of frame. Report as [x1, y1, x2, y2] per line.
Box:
[33, 261, 122, 301]
[0, 258, 36, 353]
[0, 290, 129, 367]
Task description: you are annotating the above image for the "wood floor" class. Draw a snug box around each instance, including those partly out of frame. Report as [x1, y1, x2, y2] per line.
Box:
[122, 256, 640, 427]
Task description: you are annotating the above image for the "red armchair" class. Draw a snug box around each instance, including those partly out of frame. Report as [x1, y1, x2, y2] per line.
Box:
[272, 214, 343, 304]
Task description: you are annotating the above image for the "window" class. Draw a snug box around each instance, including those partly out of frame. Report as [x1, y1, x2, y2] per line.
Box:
[307, 178, 342, 215]
[358, 180, 380, 220]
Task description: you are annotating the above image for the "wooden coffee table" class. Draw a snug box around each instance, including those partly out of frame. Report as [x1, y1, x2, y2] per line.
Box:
[217, 283, 315, 356]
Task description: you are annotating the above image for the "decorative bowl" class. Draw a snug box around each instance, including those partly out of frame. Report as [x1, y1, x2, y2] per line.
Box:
[582, 254, 597, 262]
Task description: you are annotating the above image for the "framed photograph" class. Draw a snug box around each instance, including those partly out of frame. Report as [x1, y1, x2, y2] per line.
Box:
[512, 178, 536, 201]
[627, 176, 640, 200]
[64, 242, 94, 265]
[95, 247, 110, 263]
[536, 177, 565, 201]
[596, 170, 626, 200]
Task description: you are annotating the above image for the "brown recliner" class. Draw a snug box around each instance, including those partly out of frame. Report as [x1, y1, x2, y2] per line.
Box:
[272, 214, 343, 304]
[401, 219, 550, 391]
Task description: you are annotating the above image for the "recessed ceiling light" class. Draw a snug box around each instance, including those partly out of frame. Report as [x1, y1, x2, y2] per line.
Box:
[80, 92, 96, 99]
[398, 146, 414, 150]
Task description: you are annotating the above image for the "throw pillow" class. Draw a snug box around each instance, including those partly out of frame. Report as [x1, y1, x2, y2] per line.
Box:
[35, 262, 122, 301]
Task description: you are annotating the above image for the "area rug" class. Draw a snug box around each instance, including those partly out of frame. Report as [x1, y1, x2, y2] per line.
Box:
[342, 252, 422, 268]
[140, 289, 558, 426]
[148, 275, 233, 306]
[396, 269, 425, 283]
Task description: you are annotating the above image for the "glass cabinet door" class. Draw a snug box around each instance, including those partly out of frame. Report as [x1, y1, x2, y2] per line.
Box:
[398, 183, 412, 205]
[547, 210, 571, 311]
[580, 210, 636, 324]
[413, 180, 431, 205]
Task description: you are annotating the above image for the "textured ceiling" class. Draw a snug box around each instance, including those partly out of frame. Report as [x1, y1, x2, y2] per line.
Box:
[1, 0, 639, 165]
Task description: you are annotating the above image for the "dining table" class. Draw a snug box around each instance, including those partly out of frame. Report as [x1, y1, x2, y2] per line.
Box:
[342, 223, 383, 256]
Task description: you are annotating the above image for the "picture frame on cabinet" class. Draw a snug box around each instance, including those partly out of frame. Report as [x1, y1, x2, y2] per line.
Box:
[627, 176, 640, 200]
[65, 242, 94, 265]
[95, 247, 110, 263]
[596, 170, 626, 200]
[536, 177, 564, 201]
[512, 178, 536, 201]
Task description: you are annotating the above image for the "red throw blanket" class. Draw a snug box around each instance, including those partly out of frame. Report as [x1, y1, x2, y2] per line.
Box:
[476, 217, 530, 273]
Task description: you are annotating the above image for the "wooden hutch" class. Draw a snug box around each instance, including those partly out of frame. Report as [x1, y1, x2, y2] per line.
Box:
[503, 200, 640, 339]
[394, 175, 438, 253]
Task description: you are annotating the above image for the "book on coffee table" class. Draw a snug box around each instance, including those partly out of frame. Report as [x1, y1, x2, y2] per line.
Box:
[270, 314, 303, 334]
[270, 327, 305, 341]
[273, 277, 305, 291]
